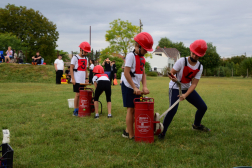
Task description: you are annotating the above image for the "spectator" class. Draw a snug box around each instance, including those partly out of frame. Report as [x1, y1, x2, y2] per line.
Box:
[120, 57, 125, 84]
[32, 51, 42, 65]
[89, 60, 94, 84]
[102, 58, 111, 79]
[0, 51, 4, 63]
[110, 60, 117, 85]
[54, 55, 64, 84]
[13, 50, 17, 63]
[65, 66, 71, 83]
[5, 46, 13, 63]
[18, 50, 24, 64]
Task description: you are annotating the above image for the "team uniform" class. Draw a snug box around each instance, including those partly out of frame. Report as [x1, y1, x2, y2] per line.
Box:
[71, 55, 88, 92]
[92, 74, 111, 102]
[121, 50, 145, 107]
[162, 57, 207, 135]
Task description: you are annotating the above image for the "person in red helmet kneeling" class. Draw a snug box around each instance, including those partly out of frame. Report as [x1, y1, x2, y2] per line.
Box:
[92, 65, 112, 118]
[121, 32, 153, 140]
[70, 41, 90, 116]
[158, 39, 210, 140]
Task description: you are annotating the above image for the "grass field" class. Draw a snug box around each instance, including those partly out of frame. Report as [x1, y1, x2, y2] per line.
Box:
[0, 64, 252, 168]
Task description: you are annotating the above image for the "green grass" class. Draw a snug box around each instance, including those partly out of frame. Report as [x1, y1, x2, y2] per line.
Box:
[0, 63, 56, 83]
[0, 65, 252, 167]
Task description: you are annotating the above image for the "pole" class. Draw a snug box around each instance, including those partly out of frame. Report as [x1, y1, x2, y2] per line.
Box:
[247, 68, 248, 78]
[72, 51, 73, 58]
[139, 19, 143, 32]
[232, 68, 233, 77]
[90, 26, 91, 46]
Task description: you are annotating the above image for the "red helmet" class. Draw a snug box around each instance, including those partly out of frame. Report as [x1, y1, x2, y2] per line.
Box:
[93, 65, 104, 74]
[190, 39, 207, 57]
[79, 41, 91, 52]
[134, 32, 153, 52]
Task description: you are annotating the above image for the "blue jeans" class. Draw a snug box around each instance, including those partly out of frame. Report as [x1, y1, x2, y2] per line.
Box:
[162, 89, 207, 135]
[104, 71, 111, 79]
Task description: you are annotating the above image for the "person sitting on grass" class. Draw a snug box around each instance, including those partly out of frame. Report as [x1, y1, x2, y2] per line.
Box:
[5, 46, 13, 63]
[92, 65, 112, 119]
[158, 39, 210, 140]
[32, 51, 42, 65]
[121, 32, 154, 140]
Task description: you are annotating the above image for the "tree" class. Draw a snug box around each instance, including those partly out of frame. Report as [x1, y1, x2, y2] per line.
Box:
[157, 37, 190, 57]
[239, 57, 252, 77]
[199, 43, 220, 75]
[105, 19, 139, 57]
[0, 4, 59, 63]
[0, 33, 25, 52]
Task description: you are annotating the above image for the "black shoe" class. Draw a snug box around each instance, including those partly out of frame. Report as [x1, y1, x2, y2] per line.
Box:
[107, 115, 112, 118]
[192, 124, 211, 132]
[122, 130, 129, 138]
[94, 115, 99, 119]
[158, 133, 165, 140]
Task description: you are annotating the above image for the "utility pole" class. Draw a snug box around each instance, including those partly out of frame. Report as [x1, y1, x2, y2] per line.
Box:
[139, 19, 143, 32]
[245, 52, 246, 57]
[89, 26, 92, 60]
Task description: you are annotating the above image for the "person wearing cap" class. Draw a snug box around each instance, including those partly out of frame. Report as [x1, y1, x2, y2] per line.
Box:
[92, 65, 112, 118]
[158, 39, 210, 140]
[70, 41, 91, 116]
[121, 32, 154, 140]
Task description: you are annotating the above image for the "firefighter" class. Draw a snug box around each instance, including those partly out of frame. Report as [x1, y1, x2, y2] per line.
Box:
[70, 41, 90, 116]
[159, 39, 210, 140]
[92, 65, 112, 118]
[121, 32, 154, 139]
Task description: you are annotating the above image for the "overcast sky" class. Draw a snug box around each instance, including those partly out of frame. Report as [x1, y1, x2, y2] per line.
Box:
[1, 0, 252, 57]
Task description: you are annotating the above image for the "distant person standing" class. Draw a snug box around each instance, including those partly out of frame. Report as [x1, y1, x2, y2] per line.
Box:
[89, 60, 94, 84]
[54, 55, 64, 84]
[102, 58, 111, 79]
[110, 61, 117, 85]
[5, 46, 12, 63]
[120, 57, 125, 85]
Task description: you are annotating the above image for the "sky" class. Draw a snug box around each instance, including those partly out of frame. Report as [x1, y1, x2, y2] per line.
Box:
[1, 0, 252, 58]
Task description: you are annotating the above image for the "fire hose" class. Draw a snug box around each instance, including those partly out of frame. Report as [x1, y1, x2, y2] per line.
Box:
[154, 73, 182, 135]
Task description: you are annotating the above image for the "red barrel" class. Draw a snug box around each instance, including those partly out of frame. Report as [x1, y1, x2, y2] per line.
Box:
[134, 98, 154, 143]
[79, 89, 93, 117]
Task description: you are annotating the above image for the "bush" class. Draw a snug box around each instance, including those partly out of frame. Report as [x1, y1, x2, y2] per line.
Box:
[145, 61, 151, 72]
[161, 66, 170, 77]
[147, 71, 158, 76]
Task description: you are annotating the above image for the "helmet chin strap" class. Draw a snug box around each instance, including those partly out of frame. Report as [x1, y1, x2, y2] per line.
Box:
[81, 49, 86, 57]
[138, 45, 144, 56]
[190, 56, 197, 62]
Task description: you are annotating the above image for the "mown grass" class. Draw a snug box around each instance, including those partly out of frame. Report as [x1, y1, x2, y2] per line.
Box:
[0, 64, 252, 167]
[0, 63, 55, 83]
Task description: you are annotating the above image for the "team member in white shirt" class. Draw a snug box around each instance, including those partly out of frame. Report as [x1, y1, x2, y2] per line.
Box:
[159, 39, 210, 140]
[70, 42, 91, 116]
[54, 55, 64, 84]
[92, 65, 112, 118]
[89, 60, 95, 84]
[121, 32, 154, 139]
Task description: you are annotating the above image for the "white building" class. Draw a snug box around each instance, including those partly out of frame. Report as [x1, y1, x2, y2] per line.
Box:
[145, 47, 180, 74]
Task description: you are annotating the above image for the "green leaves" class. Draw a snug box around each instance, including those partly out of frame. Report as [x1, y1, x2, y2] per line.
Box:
[105, 19, 139, 57]
[0, 4, 59, 63]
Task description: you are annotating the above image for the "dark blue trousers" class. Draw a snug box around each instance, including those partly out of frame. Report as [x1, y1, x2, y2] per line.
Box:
[162, 89, 207, 135]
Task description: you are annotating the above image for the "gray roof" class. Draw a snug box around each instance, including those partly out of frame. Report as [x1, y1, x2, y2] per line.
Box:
[153, 48, 180, 61]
